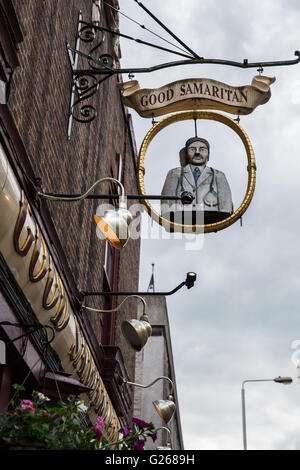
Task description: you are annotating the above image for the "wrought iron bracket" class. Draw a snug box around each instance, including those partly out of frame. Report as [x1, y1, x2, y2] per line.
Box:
[66, 10, 300, 139]
[66, 11, 114, 139]
[70, 48, 300, 77]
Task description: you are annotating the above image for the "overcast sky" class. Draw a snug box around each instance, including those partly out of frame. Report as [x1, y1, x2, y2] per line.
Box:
[118, 0, 300, 450]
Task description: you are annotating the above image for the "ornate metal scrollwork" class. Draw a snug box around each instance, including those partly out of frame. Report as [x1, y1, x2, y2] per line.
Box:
[89, 52, 114, 70]
[72, 103, 97, 124]
[71, 73, 98, 123]
[78, 24, 98, 43]
[67, 12, 115, 138]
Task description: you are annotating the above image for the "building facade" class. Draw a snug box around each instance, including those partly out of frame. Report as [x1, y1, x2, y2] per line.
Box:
[0, 0, 141, 438]
[133, 295, 184, 450]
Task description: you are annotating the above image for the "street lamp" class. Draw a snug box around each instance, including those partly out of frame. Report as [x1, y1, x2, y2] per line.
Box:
[241, 376, 293, 450]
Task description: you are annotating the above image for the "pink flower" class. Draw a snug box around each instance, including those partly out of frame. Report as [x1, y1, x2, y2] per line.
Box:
[95, 416, 105, 431]
[94, 428, 103, 441]
[123, 426, 132, 438]
[151, 432, 158, 442]
[132, 417, 150, 429]
[93, 415, 105, 440]
[21, 400, 35, 413]
[133, 439, 145, 450]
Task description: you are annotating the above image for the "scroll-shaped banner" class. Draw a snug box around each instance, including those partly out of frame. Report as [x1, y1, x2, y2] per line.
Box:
[118, 75, 276, 118]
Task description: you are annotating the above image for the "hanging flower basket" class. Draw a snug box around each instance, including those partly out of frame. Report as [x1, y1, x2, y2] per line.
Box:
[0, 384, 158, 450]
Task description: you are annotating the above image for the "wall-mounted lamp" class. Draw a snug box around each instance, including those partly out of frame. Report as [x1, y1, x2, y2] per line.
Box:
[82, 271, 197, 297]
[122, 376, 176, 425]
[36, 177, 133, 250]
[81, 295, 151, 352]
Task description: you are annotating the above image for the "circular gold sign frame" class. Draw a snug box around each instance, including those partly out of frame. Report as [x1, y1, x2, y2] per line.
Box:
[137, 110, 256, 234]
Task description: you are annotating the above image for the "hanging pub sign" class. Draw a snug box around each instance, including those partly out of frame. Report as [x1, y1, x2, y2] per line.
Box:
[137, 111, 256, 234]
[118, 75, 275, 118]
[119, 76, 274, 234]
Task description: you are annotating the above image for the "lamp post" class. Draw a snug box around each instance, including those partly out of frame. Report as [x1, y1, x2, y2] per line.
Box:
[241, 376, 293, 450]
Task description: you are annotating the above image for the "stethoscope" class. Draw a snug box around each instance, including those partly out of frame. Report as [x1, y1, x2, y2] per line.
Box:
[180, 166, 219, 208]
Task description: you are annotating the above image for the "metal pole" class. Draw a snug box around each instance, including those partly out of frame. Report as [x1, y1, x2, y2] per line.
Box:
[81, 281, 186, 297]
[72, 51, 300, 75]
[36, 193, 183, 201]
[241, 379, 273, 450]
[241, 384, 247, 450]
[67, 11, 82, 140]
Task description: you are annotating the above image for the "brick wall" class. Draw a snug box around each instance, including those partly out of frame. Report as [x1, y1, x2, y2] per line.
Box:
[8, 0, 140, 381]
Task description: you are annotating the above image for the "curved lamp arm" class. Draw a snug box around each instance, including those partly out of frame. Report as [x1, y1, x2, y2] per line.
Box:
[36, 177, 125, 203]
[155, 426, 172, 448]
[123, 376, 174, 399]
[36, 177, 132, 251]
[155, 426, 171, 434]
[82, 294, 147, 319]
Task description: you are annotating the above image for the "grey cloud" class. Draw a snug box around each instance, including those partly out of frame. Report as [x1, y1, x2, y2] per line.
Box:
[119, 0, 300, 450]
